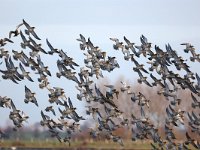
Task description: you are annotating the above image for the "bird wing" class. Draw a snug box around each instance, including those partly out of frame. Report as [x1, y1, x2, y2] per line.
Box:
[191, 93, 198, 103]
[196, 73, 200, 85]
[68, 97, 74, 108]
[10, 100, 17, 111]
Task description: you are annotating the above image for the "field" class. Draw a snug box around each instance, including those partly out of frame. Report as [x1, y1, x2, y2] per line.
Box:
[0, 139, 153, 150]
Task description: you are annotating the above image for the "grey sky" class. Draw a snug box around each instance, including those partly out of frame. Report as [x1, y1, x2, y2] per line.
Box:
[0, 0, 200, 127]
[1, 0, 200, 26]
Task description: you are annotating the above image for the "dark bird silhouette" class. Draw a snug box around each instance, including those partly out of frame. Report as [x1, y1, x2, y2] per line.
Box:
[23, 19, 41, 40]
[24, 86, 38, 106]
[9, 23, 23, 38]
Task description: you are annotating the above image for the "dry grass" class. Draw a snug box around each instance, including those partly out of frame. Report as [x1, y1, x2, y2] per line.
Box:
[0, 139, 152, 149]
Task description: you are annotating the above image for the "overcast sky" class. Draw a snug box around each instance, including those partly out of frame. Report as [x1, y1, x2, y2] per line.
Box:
[0, 0, 200, 127]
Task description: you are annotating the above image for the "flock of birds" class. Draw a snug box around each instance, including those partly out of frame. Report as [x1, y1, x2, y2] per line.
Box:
[0, 19, 200, 149]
